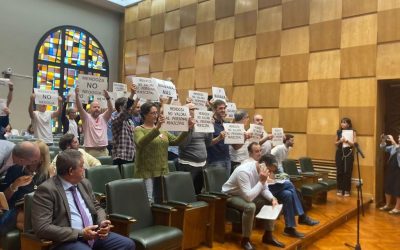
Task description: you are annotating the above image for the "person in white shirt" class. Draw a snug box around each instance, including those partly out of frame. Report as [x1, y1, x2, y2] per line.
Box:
[222, 154, 285, 250]
[28, 93, 62, 145]
[229, 110, 252, 173]
[252, 114, 274, 155]
[271, 134, 294, 173]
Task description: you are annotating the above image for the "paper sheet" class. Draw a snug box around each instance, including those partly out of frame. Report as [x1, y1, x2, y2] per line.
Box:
[256, 204, 283, 220]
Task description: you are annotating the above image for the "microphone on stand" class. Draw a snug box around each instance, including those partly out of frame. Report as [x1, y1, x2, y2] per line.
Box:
[354, 143, 365, 159]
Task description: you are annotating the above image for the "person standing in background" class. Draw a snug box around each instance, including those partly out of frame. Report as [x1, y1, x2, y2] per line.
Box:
[1, 82, 13, 140]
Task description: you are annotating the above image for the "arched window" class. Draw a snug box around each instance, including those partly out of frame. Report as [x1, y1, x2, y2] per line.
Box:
[33, 25, 109, 131]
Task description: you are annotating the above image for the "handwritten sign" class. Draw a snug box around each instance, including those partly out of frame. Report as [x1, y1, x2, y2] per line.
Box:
[226, 102, 237, 120]
[189, 90, 208, 110]
[342, 130, 354, 148]
[0, 99, 7, 116]
[133, 77, 159, 102]
[161, 104, 189, 132]
[0, 78, 10, 87]
[68, 88, 88, 104]
[154, 78, 177, 99]
[113, 82, 127, 92]
[212, 86, 226, 101]
[223, 123, 245, 144]
[272, 128, 284, 146]
[93, 95, 108, 109]
[194, 110, 214, 133]
[34, 88, 59, 106]
[78, 74, 108, 96]
[249, 124, 264, 142]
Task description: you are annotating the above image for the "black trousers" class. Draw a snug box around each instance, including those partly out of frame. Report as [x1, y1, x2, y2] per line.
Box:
[335, 147, 354, 193]
[177, 163, 204, 194]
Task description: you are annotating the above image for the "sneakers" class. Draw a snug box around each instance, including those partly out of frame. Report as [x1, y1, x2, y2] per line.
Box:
[388, 208, 400, 215]
[344, 191, 350, 197]
[336, 190, 343, 196]
[298, 215, 319, 226]
[379, 205, 392, 211]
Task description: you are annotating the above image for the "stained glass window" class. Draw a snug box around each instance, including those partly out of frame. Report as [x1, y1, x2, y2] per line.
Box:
[34, 26, 109, 132]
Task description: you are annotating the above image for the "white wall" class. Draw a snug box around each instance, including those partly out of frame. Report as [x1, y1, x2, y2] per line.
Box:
[0, 0, 122, 129]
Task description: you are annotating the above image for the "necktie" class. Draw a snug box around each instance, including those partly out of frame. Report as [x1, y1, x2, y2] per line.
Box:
[69, 186, 94, 247]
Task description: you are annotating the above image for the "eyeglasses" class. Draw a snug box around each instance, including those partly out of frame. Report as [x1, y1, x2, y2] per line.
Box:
[149, 111, 158, 115]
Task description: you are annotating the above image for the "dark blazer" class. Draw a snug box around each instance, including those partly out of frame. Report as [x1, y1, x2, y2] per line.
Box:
[32, 176, 106, 246]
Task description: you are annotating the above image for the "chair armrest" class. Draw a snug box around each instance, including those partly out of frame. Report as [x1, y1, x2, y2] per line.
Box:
[197, 193, 220, 202]
[209, 191, 231, 199]
[151, 203, 177, 213]
[152, 204, 177, 227]
[108, 213, 136, 237]
[166, 200, 192, 208]
[108, 213, 136, 223]
[301, 172, 321, 177]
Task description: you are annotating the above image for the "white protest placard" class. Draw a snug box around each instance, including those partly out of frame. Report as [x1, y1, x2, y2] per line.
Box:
[78, 74, 108, 96]
[161, 104, 189, 132]
[223, 123, 245, 144]
[272, 128, 284, 146]
[342, 130, 354, 148]
[34, 88, 59, 106]
[67, 88, 89, 104]
[226, 102, 237, 120]
[256, 204, 283, 220]
[189, 90, 208, 110]
[249, 124, 264, 142]
[194, 110, 214, 133]
[93, 94, 113, 109]
[0, 78, 10, 87]
[133, 77, 159, 102]
[212, 86, 226, 101]
[153, 78, 177, 99]
[113, 82, 127, 92]
[0, 99, 7, 116]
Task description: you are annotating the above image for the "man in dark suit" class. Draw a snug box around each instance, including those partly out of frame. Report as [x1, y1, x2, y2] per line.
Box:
[32, 149, 134, 250]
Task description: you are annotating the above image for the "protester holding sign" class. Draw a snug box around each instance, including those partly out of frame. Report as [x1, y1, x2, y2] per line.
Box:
[75, 87, 113, 157]
[61, 94, 80, 139]
[253, 114, 274, 155]
[134, 102, 193, 203]
[28, 93, 62, 145]
[271, 134, 294, 173]
[0, 81, 13, 140]
[229, 110, 252, 173]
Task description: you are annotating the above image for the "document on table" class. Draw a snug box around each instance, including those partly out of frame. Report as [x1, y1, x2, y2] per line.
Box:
[256, 204, 282, 220]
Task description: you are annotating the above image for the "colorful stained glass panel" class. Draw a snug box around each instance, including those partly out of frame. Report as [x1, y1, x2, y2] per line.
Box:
[38, 30, 62, 63]
[36, 64, 61, 90]
[64, 29, 86, 66]
[88, 37, 107, 71]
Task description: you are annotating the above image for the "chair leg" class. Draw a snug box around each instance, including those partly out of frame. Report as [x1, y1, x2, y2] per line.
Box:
[303, 196, 313, 210]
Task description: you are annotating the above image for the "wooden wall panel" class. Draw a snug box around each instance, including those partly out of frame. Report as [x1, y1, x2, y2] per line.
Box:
[195, 44, 214, 68]
[310, 19, 341, 52]
[216, 0, 236, 19]
[232, 86, 255, 108]
[166, 0, 180, 12]
[257, 6, 282, 33]
[138, 0, 151, 20]
[340, 107, 375, 136]
[378, 0, 400, 11]
[257, 31, 281, 58]
[235, 11, 257, 38]
[307, 108, 339, 135]
[233, 36, 257, 62]
[163, 70, 179, 82]
[150, 72, 164, 79]
[214, 39, 234, 64]
[176, 89, 189, 104]
[279, 82, 308, 108]
[151, 13, 165, 35]
[215, 17, 235, 41]
[164, 29, 180, 51]
[309, 0, 342, 24]
[378, 9, 400, 43]
[196, 21, 215, 45]
[213, 63, 234, 87]
[124, 55, 137, 75]
[281, 54, 309, 82]
[255, 57, 280, 83]
[355, 136, 375, 166]
[151, 0, 165, 16]
[307, 134, 336, 160]
[180, 0, 196, 7]
[165, 10, 180, 31]
[282, 0, 310, 29]
[236, 0, 258, 14]
[233, 60, 256, 85]
[308, 50, 341, 80]
[137, 18, 151, 38]
[281, 27, 309, 56]
[308, 79, 340, 107]
[177, 68, 195, 89]
[125, 22, 137, 41]
[341, 45, 377, 78]
[255, 82, 280, 108]
[179, 47, 195, 68]
[125, 6, 138, 23]
[197, 0, 215, 23]
[179, 26, 196, 48]
[136, 55, 150, 74]
[137, 36, 151, 55]
[180, 4, 197, 27]
[163, 50, 179, 71]
[195, 66, 213, 88]
[341, 14, 377, 48]
[150, 34, 164, 53]
[259, 0, 282, 9]
[377, 43, 400, 79]
[149, 52, 164, 72]
[288, 133, 307, 160]
[339, 78, 377, 107]
[279, 108, 308, 133]
[125, 40, 137, 58]
[342, 0, 377, 18]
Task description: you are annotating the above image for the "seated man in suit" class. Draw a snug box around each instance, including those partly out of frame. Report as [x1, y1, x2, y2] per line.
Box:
[32, 149, 135, 250]
[222, 153, 285, 250]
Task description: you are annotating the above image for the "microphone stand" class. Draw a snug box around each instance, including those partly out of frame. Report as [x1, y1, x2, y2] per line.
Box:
[345, 143, 365, 250]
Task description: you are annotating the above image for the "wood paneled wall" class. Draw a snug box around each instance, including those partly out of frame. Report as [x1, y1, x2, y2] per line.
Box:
[122, 0, 400, 197]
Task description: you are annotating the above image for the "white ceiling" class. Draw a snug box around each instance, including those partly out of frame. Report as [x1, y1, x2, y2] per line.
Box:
[81, 0, 143, 13]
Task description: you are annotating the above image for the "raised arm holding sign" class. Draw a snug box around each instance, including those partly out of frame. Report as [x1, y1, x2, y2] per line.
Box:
[78, 74, 108, 96]
[133, 77, 160, 101]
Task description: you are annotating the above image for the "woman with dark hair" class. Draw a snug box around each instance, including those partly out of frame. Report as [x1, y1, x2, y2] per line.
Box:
[335, 117, 356, 197]
[229, 110, 251, 173]
[134, 102, 192, 203]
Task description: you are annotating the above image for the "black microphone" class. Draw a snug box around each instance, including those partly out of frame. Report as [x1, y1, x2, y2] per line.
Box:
[354, 143, 365, 158]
